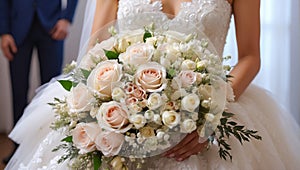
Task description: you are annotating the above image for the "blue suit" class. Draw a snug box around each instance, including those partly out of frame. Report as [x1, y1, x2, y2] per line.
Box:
[0, 0, 78, 125]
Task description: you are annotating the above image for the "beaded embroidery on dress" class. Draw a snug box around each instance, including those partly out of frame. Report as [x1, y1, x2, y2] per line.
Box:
[5, 0, 300, 169]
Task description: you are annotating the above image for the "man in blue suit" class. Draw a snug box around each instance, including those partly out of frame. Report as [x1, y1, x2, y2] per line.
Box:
[0, 0, 78, 163]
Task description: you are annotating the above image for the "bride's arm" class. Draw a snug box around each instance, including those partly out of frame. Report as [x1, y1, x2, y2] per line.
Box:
[229, 0, 261, 100]
[88, 0, 118, 47]
[163, 0, 261, 161]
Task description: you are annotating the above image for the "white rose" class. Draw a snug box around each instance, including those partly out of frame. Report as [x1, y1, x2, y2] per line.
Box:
[119, 43, 154, 67]
[162, 111, 181, 128]
[147, 93, 162, 110]
[87, 60, 122, 100]
[72, 122, 100, 154]
[181, 94, 200, 112]
[130, 114, 146, 129]
[67, 83, 94, 112]
[79, 37, 115, 70]
[135, 62, 167, 92]
[95, 131, 124, 156]
[180, 119, 197, 133]
[97, 101, 132, 133]
[181, 59, 196, 70]
[112, 87, 126, 101]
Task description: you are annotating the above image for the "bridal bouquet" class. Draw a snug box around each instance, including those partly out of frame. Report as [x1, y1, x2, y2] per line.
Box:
[50, 24, 261, 169]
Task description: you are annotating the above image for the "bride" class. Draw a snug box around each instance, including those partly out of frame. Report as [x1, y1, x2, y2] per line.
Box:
[5, 0, 300, 169]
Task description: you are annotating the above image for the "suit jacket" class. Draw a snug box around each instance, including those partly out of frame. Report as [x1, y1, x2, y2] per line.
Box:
[0, 0, 78, 45]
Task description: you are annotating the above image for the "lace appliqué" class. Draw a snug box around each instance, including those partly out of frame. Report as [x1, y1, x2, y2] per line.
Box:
[117, 0, 232, 55]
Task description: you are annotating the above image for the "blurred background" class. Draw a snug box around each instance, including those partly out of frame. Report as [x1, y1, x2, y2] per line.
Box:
[0, 0, 299, 148]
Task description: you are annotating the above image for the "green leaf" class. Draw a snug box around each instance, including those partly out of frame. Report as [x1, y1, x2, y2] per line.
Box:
[93, 154, 102, 170]
[143, 30, 152, 42]
[104, 49, 119, 60]
[167, 68, 176, 79]
[58, 80, 73, 91]
[61, 136, 73, 143]
[81, 68, 91, 79]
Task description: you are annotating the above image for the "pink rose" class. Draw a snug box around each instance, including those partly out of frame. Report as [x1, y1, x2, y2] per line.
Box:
[97, 101, 132, 133]
[72, 123, 101, 154]
[178, 70, 197, 87]
[95, 131, 124, 156]
[135, 62, 167, 92]
[87, 60, 122, 100]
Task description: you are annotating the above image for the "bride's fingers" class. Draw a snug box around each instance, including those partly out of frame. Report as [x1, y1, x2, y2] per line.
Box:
[163, 132, 198, 156]
[174, 141, 208, 161]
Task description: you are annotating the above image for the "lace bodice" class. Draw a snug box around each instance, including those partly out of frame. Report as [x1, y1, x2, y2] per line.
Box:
[117, 0, 232, 55]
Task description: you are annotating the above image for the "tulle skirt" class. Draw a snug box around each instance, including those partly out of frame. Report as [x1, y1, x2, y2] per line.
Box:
[5, 82, 300, 170]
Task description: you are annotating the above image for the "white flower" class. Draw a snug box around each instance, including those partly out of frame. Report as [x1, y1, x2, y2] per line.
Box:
[87, 60, 122, 100]
[146, 37, 157, 46]
[112, 87, 126, 101]
[156, 131, 165, 140]
[79, 37, 115, 70]
[135, 62, 167, 92]
[162, 111, 181, 128]
[196, 60, 209, 71]
[119, 43, 154, 66]
[153, 114, 162, 125]
[67, 83, 93, 112]
[180, 119, 197, 133]
[147, 93, 162, 110]
[181, 59, 196, 70]
[117, 38, 130, 52]
[144, 110, 154, 120]
[181, 94, 200, 112]
[130, 114, 146, 129]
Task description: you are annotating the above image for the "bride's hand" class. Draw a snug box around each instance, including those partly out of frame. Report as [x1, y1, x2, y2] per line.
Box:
[162, 131, 208, 162]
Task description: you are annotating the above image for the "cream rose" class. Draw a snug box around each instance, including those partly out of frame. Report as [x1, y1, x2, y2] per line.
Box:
[67, 83, 93, 112]
[72, 122, 101, 154]
[97, 101, 132, 133]
[180, 119, 197, 133]
[95, 131, 124, 157]
[181, 94, 200, 112]
[130, 114, 146, 129]
[87, 60, 122, 100]
[147, 93, 162, 110]
[162, 111, 181, 128]
[119, 43, 154, 66]
[135, 62, 167, 92]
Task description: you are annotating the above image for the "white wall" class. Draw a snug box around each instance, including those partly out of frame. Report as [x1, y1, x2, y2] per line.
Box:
[0, 0, 87, 133]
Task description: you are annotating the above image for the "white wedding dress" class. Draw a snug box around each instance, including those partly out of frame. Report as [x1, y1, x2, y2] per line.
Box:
[6, 0, 300, 169]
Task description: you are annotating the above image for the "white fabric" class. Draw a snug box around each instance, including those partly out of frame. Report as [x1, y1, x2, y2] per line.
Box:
[5, 0, 300, 169]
